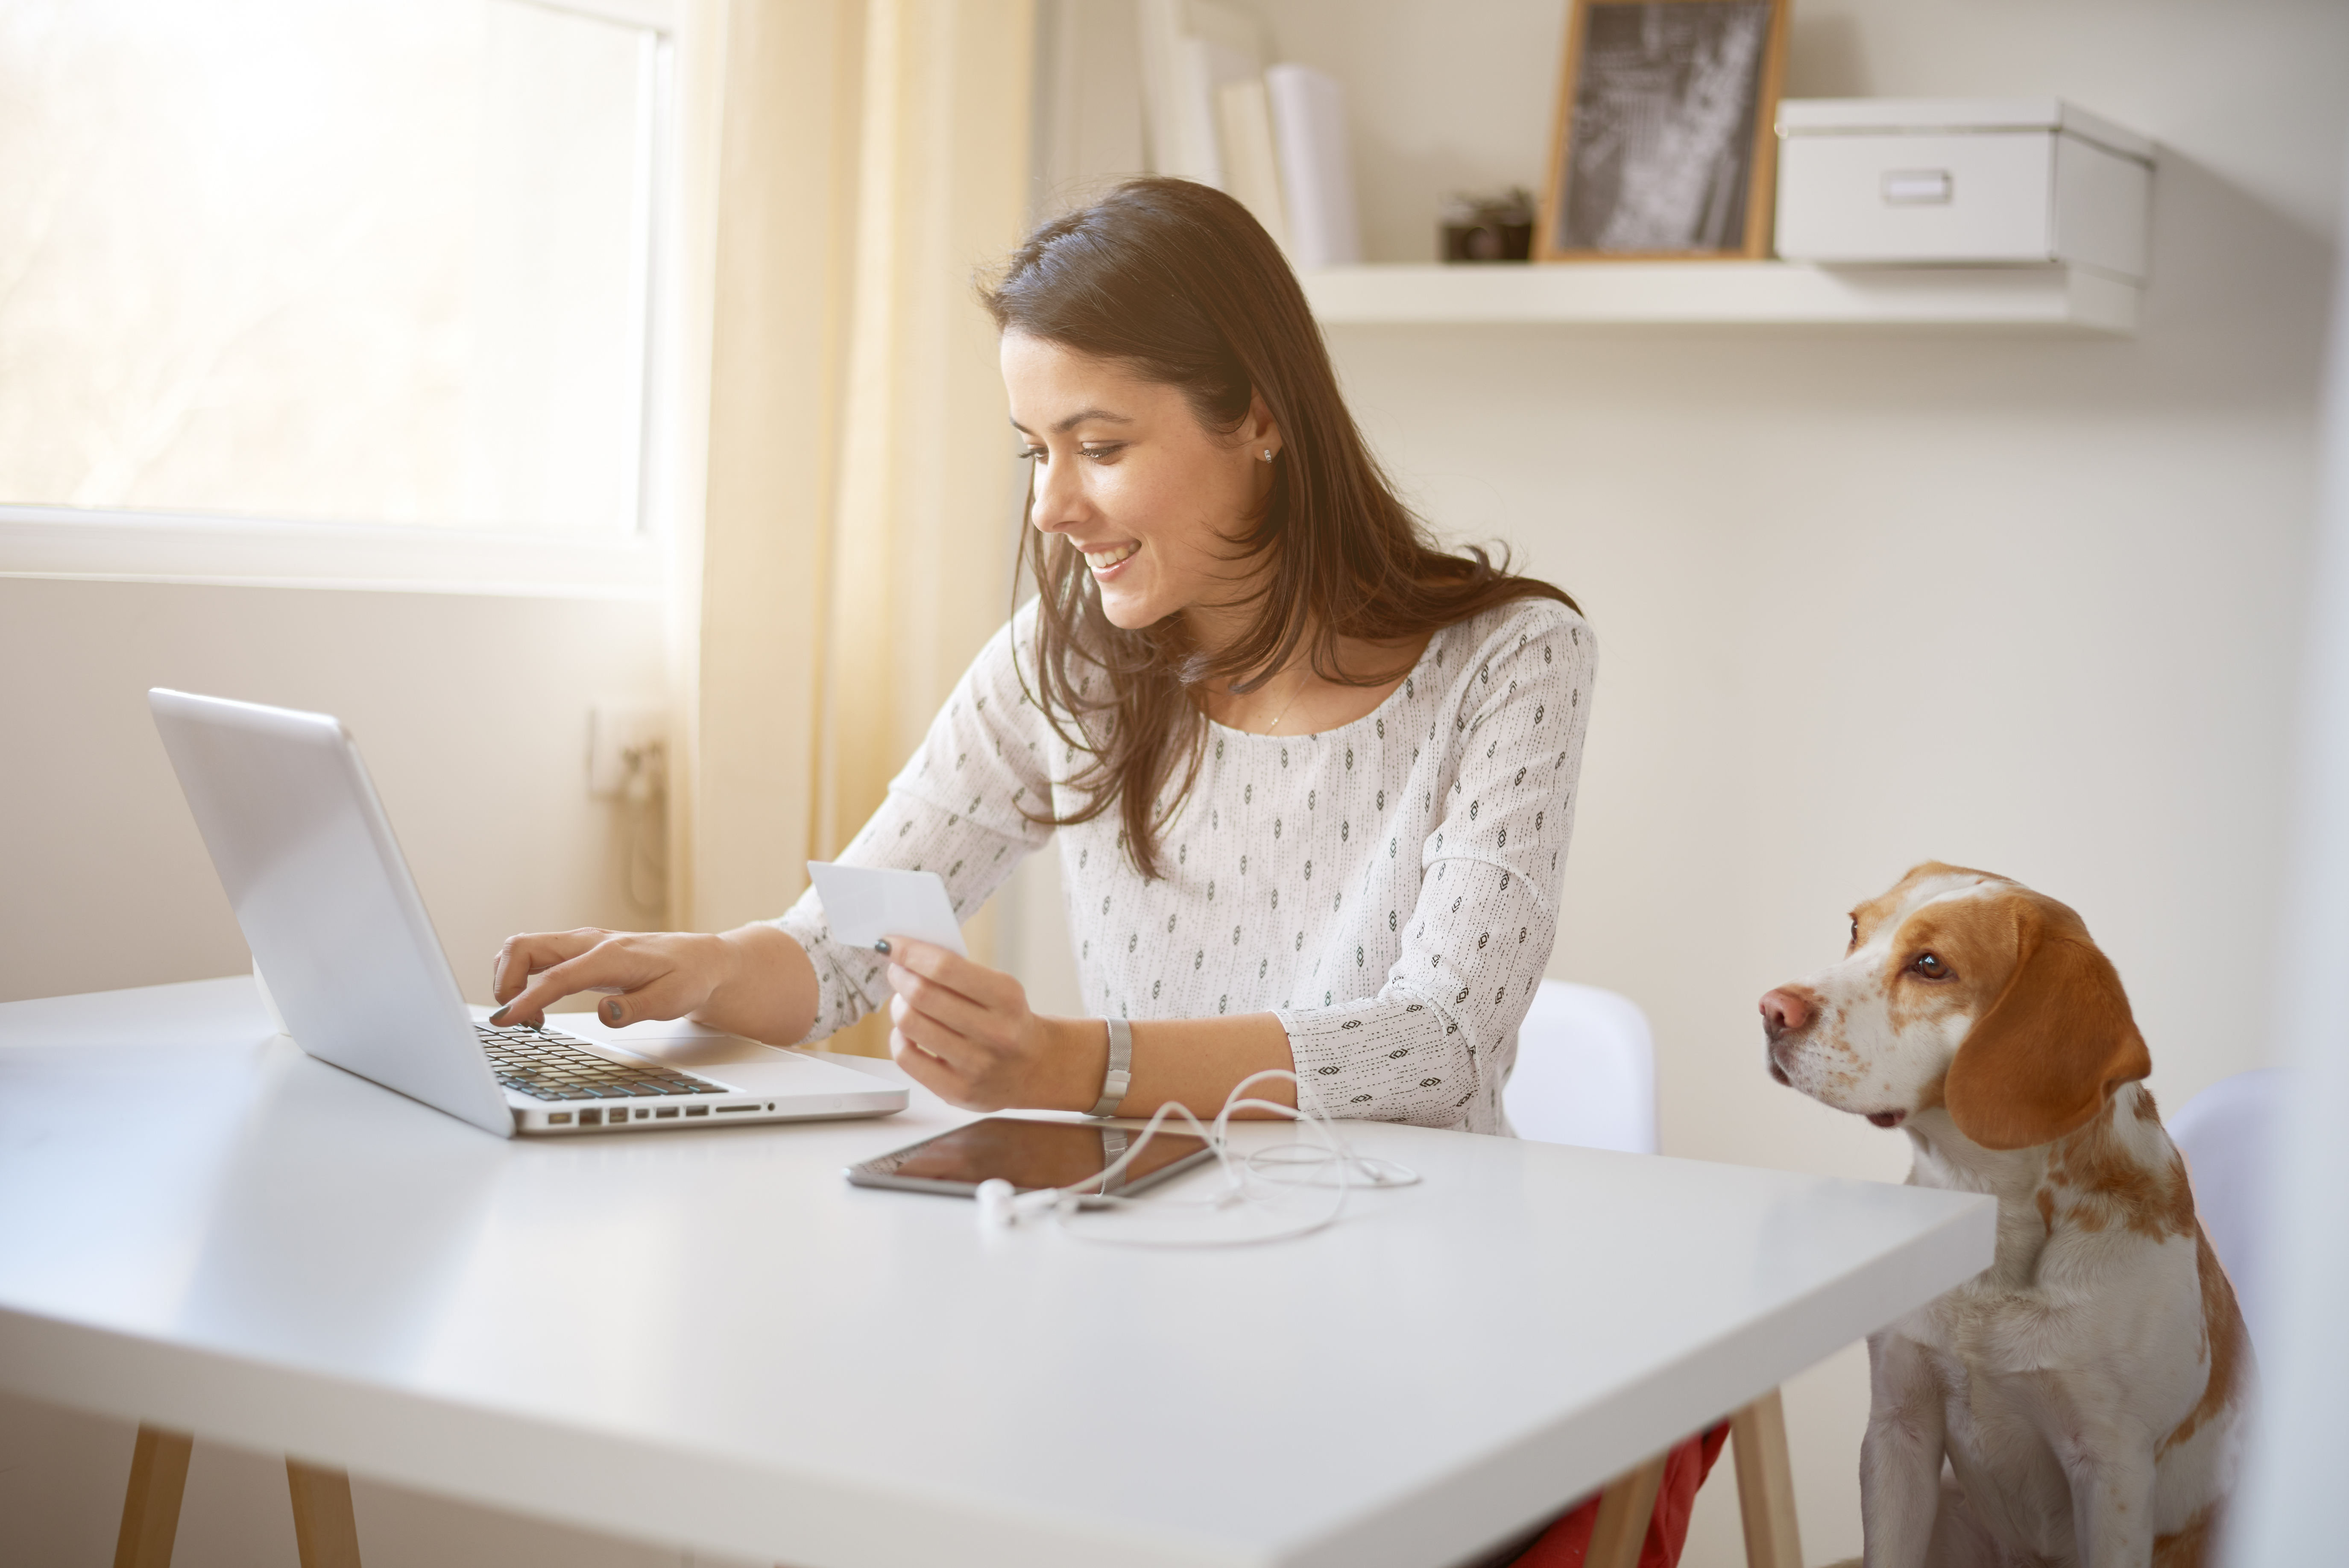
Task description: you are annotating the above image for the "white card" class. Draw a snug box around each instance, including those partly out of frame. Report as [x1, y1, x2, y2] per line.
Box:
[806, 862, 968, 958]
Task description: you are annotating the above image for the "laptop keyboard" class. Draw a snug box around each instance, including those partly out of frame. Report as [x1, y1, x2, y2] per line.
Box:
[476, 1025, 729, 1102]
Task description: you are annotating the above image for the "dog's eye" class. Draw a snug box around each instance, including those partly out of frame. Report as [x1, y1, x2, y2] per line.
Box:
[1910, 952, 1951, 979]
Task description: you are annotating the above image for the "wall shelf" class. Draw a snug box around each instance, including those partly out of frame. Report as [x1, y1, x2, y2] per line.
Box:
[1298, 262, 2138, 336]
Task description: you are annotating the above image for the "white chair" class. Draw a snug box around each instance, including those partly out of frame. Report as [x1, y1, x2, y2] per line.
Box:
[1502, 979, 1799, 1568]
[2170, 1067, 2279, 1354]
[1505, 979, 1660, 1154]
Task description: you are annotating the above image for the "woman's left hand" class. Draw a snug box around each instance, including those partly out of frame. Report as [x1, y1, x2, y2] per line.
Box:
[882, 938, 1101, 1111]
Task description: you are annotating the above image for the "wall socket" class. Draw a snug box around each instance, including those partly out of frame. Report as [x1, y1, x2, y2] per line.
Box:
[588, 700, 668, 798]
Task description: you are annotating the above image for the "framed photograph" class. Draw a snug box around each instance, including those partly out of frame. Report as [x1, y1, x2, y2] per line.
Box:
[1536, 0, 1792, 261]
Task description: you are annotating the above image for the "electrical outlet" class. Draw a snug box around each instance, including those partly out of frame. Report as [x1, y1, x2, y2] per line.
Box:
[588, 700, 667, 798]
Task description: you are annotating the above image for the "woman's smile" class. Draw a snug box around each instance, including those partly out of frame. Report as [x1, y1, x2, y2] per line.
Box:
[1081, 540, 1139, 574]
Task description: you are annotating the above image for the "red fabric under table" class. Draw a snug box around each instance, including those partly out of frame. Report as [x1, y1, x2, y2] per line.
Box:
[1506, 1424, 1731, 1568]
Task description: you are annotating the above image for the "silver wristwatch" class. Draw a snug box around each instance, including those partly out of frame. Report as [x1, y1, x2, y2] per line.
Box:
[1086, 1017, 1132, 1118]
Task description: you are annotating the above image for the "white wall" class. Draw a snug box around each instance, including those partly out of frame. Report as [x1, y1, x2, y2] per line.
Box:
[0, 578, 668, 1005]
[1238, 0, 2347, 1561]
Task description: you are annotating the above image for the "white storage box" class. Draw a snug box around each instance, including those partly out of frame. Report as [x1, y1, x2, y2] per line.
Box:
[1774, 100, 2153, 280]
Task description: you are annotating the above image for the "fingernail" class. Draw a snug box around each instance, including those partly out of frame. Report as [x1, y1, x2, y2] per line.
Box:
[489, 1005, 510, 1024]
[872, 939, 891, 955]
[602, 998, 624, 1024]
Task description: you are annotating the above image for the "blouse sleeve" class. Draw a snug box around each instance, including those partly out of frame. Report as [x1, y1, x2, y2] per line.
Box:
[1276, 606, 1596, 1127]
[770, 610, 1057, 1042]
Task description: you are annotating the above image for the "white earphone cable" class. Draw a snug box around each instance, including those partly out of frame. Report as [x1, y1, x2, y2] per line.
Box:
[981, 1069, 1421, 1247]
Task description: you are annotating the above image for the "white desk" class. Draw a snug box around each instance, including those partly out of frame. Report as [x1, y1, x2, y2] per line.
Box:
[0, 978, 1993, 1568]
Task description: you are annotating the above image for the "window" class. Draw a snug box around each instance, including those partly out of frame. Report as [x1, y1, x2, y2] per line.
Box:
[0, 0, 672, 556]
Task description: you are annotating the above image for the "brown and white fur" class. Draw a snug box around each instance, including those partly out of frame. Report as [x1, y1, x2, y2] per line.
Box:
[1760, 863, 2252, 1568]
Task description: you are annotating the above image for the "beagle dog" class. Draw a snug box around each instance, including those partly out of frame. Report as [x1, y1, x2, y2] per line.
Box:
[1759, 863, 2251, 1568]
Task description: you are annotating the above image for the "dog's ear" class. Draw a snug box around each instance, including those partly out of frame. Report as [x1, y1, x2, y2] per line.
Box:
[1944, 897, 2151, 1151]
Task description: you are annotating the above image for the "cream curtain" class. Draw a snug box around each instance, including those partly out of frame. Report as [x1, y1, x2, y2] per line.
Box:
[671, 0, 1037, 1053]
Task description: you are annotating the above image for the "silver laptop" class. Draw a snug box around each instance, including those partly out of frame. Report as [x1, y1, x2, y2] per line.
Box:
[148, 688, 907, 1137]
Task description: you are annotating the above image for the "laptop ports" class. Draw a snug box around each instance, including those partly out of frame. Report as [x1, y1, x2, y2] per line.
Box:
[579, 1108, 602, 1126]
[549, 1111, 574, 1125]
[655, 1107, 678, 1119]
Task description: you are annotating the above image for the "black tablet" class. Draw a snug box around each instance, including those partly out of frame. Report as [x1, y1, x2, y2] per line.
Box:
[845, 1117, 1215, 1198]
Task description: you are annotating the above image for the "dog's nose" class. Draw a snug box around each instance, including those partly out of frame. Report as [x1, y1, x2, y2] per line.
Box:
[1759, 988, 1813, 1041]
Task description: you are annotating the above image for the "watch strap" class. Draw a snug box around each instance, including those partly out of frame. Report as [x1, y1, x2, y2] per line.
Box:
[1086, 1017, 1132, 1118]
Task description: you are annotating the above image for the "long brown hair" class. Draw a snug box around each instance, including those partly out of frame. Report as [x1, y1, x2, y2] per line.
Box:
[979, 178, 1577, 879]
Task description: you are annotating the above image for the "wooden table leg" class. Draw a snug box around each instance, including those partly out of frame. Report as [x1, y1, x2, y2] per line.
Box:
[1585, 1449, 1669, 1568]
[1730, 1388, 1803, 1568]
[286, 1458, 364, 1568]
[114, 1424, 195, 1568]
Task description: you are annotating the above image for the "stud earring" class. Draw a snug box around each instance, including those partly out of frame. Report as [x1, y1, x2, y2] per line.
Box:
[1262, 448, 1274, 462]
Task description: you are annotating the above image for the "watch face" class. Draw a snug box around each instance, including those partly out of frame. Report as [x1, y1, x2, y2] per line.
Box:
[848, 1117, 1211, 1195]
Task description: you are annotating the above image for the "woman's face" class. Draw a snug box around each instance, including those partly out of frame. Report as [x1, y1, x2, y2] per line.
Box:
[1001, 331, 1278, 642]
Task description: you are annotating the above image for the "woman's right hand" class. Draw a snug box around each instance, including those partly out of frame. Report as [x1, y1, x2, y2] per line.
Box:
[489, 923, 821, 1045]
[489, 928, 738, 1030]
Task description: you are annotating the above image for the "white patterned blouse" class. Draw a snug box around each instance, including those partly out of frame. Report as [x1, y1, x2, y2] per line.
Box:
[772, 595, 1596, 1135]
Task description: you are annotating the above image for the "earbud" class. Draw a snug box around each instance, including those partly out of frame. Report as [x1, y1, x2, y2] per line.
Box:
[978, 1180, 1066, 1231]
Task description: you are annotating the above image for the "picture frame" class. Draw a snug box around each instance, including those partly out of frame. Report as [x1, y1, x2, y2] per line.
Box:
[1536, 0, 1793, 261]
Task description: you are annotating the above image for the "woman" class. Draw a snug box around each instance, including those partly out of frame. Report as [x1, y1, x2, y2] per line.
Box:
[490, 178, 1593, 1133]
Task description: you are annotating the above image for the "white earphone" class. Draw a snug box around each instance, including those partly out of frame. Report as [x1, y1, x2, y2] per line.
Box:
[976, 1178, 1067, 1230]
[971, 1070, 1418, 1245]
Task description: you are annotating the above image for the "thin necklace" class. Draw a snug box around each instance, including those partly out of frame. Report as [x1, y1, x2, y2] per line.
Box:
[1256, 666, 1312, 735]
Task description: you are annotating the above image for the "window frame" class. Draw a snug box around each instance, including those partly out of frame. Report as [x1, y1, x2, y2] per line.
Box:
[0, 0, 685, 601]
